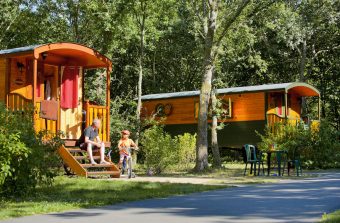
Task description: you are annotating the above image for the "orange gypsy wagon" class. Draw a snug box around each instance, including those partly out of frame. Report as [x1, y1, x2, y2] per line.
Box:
[0, 42, 120, 178]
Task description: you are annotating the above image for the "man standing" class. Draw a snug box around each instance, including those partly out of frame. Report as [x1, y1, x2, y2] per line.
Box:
[77, 119, 110, 165]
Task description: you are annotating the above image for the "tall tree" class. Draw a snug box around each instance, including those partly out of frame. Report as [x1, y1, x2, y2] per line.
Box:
[194, 0, 251, 171]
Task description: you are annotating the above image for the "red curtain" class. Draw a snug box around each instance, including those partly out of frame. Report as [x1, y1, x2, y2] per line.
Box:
[61, 66, 79, 109]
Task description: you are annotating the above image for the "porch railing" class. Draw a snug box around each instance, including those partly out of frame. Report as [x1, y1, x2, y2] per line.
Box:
[7, 93, 32, 111]
[84, 101, 110, 142]
[267, 113, 319, 134]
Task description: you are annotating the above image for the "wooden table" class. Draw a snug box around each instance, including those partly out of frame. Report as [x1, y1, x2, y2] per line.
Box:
[265, 150, 288, 176]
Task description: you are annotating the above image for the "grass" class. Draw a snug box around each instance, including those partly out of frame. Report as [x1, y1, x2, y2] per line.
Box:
[0, 176, 227, 220]
[136, 162, 320, 179]
[321, 210, 340, 223]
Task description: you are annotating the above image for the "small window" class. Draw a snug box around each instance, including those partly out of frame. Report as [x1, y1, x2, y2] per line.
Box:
[194, 98, 232, 120]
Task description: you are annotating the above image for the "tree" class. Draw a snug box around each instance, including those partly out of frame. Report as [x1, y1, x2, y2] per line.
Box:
[193, 0, 251, 171]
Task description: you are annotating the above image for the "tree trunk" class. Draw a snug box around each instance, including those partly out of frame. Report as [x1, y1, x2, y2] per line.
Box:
[299, 39, 307, 115]
[195, 0, 218, 171]
[211, 88, 221, 168]
[135, 1, 146, 164]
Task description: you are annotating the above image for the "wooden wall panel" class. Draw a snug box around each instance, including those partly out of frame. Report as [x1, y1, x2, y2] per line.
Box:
[289, 93, 301, 120]
[0, 59, 6, 103]
[221, 93, 265, 122]
[34, 64, 59, 134]
[141, 92, 266, 125]
[266, 92, 301, 120]
[142, 97, 196, 125]
[9, 58, 32, 100]
[60, 67, 83, 139]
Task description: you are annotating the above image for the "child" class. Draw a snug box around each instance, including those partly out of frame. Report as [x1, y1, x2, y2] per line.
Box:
[118, 130, 137, 167]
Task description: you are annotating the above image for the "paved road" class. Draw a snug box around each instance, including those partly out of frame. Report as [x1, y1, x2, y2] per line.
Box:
[3, 172, 340, 223]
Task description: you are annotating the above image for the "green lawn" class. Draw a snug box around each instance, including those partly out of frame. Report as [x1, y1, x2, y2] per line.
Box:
[321, 210, 340, 223]
[0, 176, 226, 220]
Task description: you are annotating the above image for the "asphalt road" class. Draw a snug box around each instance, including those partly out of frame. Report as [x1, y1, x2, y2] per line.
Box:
[3, 172, 340, 223]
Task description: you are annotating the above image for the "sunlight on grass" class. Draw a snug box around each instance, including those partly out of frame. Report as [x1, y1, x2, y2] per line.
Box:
[0, 176, 226, 220]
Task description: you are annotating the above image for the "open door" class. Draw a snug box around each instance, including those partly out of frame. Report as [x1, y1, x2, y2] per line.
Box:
[59, 66, 83, 139]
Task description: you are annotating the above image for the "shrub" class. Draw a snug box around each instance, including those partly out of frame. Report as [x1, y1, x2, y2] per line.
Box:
[140, 125, 177, 174]
[307, 120, 340, 169]
[257, 120, 340, 169]
[0, 104, 63, 197]
[175, 133, 196, 170]
[140, 125, 197, 174]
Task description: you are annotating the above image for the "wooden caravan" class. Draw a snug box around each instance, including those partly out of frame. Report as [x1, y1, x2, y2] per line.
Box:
[141, 82, 320, 149]
[0, 43, 120, 178]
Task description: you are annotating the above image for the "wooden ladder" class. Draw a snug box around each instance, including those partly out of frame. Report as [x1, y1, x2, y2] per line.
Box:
[58, 140, 120, 178]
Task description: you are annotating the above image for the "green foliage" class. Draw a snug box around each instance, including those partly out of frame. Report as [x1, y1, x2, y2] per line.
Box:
[306, 120, 340, 169]
[175, 133, 196, 170]
[257, 123, 309, 153]
[0, 0, 339, 169]
[257, 120, 340, 169]
[140, 125, 177, 174]
[140, 125, 197, 174]
[0, 133, 29, 186]
[110, 95, 138, 147]
[0, 104, 63, 197]
[321, 209, 340, 223]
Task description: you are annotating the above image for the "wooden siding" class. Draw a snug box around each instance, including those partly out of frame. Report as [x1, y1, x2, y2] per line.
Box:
[84, 102, 109, 142]
[60, 67, 83, 139]
[266, 92, 301, 120]
[0, 58, 6, 103]
[289, 93, 301, 120]
[9, 58, 33, 100]
[141, 92, 266, 125]
[34, 64, 59, 134]
[7, 93, 32, 111]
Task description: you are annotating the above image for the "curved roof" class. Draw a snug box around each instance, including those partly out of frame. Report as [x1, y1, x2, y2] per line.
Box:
[141, 82, 320, 100]
[0, 42, 112, 69]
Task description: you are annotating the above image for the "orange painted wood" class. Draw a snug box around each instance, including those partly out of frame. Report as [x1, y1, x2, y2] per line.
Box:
[7, 93, 32, 111]
[87, 171, 120, 176]
[84, 103, 109, 142]
[81, 164, 116, 168]
[141, 92, 266, 125]
[0, 58, 6, 102]
[32, 43, 112, 69]
[64, 139, 111, 147]
[58, 145, 87, 177]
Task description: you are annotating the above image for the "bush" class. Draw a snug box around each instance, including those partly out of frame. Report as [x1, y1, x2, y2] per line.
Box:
[307, 120, 340, 169]
[257, 120, 340, 169]
[140, 125, 197, 174]
[175, 133, 196, 170]
[140, 125, 177, 174]
[0, 104, 63, 197]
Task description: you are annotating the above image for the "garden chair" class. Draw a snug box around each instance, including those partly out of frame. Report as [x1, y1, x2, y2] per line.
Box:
[285, 147, 302, 176]
[243, 144, 264, 176]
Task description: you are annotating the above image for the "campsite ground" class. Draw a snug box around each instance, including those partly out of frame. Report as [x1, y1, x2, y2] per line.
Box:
[1, 164, 339, 221]
[1, 171, 339, 223]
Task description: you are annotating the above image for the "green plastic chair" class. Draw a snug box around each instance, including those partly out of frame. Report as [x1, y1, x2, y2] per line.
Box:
[286, 147, 302, 176]
[243, 144, 264, 176]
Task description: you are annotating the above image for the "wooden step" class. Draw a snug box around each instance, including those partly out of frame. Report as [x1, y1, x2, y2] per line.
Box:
[74, 155, 101, 160]
[81, 163, 115, 168]
[87, 171, 120, 176]
[67, 148, 83, 153]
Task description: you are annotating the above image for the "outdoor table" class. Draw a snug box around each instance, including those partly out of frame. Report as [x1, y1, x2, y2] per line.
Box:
[265, 150, 288, 176]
